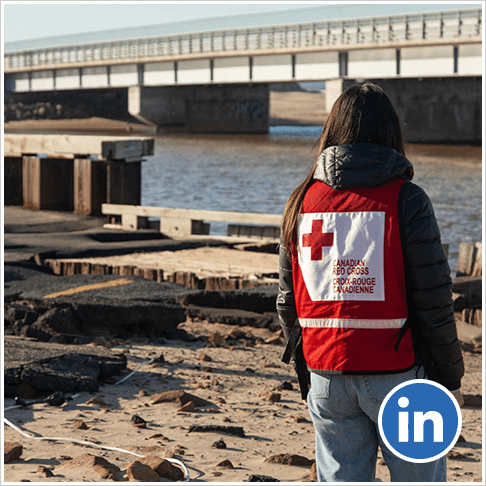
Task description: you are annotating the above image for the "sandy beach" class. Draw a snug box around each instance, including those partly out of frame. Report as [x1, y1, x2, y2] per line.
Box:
[3, 313, 482, 482]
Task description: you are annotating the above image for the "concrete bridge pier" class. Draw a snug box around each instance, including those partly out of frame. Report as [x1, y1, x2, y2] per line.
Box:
[325, 77, 482, 145]
[128, 84, 269, 133]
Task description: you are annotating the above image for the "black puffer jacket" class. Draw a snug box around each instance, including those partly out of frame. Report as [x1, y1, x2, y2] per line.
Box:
[277, 143, 464, 391]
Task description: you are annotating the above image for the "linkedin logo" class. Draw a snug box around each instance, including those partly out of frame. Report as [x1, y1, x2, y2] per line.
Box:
[378, 379, 462, 463]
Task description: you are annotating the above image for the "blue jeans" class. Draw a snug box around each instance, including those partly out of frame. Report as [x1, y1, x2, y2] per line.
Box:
[307, 368, 447, 482]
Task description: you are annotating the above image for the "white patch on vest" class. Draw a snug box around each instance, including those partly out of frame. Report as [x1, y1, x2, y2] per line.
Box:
[298, 212, 385, 301]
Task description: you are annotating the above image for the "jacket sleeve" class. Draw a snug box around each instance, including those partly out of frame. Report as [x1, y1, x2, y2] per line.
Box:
[400, 182, 464, 390]
[276, 241, 298, 343]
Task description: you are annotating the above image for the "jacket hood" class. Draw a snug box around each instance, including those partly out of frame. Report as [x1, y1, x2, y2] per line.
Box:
[314, 143, 414, 190]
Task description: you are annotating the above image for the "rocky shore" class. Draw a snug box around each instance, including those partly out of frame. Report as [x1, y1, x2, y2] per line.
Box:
[3, 206, 482, 482]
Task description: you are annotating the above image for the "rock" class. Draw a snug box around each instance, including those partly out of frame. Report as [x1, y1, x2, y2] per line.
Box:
[126, 461, 159, 482]
[138, 456, 184, 481]
[264, 453, 314, 466]
[173, 445, 186, 455]
[4, 442, 23, 463]
[199, 352, 213, 362]
[55, 453, 120, 480]
[266, 392, 281, 403]
[212, 439, 227, 449]
[85, 396, 105, 406]
[131, 415, 147, 427]
[308, 462, 317, 481]
[178, 401, 195, 412]
[208, 332, 225, 347]
[226, 329, 245, 340]
[456, 434, 466, 444]
[265, 330, 283, 344]
[149, 389, 213, 408]
[248, 474, 280, 482]
[73, 420, 89, 430]
[216, 459, 234, 468]
[189, 424, 245, 437]
[292, 416, 310, 423]
[37, 465, 54, 477]
[278, 381, 293, 391]
[463, 394, 482, 408]
[447, 450, 468, 460]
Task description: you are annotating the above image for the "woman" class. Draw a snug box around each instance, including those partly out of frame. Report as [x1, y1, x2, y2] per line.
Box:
[277, 82, 464, 482]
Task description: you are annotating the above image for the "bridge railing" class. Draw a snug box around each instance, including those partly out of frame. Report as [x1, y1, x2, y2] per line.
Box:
[4, 8, 481, 72]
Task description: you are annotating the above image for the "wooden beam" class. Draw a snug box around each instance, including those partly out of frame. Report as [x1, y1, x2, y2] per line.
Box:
[102, 203, 282, 226]
[4, 134, 154, 159]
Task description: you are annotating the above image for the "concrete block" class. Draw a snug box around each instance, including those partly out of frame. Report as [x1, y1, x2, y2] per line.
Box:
[364, 77, 482, 144]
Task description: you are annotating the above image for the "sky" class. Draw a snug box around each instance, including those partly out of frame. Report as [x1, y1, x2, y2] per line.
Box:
[2, 1, 482, 50]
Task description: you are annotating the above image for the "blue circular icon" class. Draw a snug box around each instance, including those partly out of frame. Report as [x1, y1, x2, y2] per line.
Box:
[378, 379, 462, 463]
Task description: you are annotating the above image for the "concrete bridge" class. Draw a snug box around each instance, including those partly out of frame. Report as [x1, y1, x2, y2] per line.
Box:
[4, 8, 482, 141]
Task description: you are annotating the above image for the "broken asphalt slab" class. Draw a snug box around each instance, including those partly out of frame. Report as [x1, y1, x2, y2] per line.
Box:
[4, 336, 127, 397]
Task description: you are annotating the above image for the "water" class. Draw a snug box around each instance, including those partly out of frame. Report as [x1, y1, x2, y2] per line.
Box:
[141, 126, 482, 273]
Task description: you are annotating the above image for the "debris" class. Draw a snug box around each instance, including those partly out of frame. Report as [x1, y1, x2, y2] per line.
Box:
[149, 389, 214, 408]
[127, 461, 159, 482]
[131, 415, 147, 428]
[199, 352, 213, 362]
[73, 420, 89, 430]
[37, 466, 54, 478]
[178, 401, 195, 413]
[188, 424, 245, 437]
[208, 332, 225, 347]
[463, 394, 482, 408]
[265, 392, 281, 403]
[4, 442, 23, 463]
[264, 453, 314, 466]
[137, 456, 184, 481]
[248, 474, 280, 482]
[216, 459, 234, 468]
[212, 439, 227, 449]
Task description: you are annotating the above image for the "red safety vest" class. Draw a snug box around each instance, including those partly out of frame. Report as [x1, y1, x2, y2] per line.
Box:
[292, 177, 416, 373]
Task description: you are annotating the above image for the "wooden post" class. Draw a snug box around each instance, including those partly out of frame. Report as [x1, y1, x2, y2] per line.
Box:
[22, 156, 74, 211]
[106, 161, 141, 206]
[74, 158, 107, 215]
[457, 242, 482, 277]
[4, 157, 23, 206]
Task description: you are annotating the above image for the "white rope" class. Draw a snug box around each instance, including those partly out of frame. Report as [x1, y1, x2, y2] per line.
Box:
[3, 354, 190, 481]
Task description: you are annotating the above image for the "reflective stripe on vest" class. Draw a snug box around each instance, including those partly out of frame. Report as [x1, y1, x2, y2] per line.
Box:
[299, 318, 407, 329]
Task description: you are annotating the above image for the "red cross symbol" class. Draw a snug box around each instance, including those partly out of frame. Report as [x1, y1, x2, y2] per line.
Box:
[302, 219, 334, 261]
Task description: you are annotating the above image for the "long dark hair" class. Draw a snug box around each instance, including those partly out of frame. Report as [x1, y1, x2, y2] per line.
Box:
[281, 82, 405, 257]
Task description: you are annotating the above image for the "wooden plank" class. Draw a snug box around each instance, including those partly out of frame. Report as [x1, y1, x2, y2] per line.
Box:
[457, 242, 477, 276]
[102, 203, 282, 226]
[4, 134, 154, 159]
[472, 242, 482, 277]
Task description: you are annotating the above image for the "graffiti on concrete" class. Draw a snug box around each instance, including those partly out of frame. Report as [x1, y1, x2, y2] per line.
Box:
[234, 100, 266, 119]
